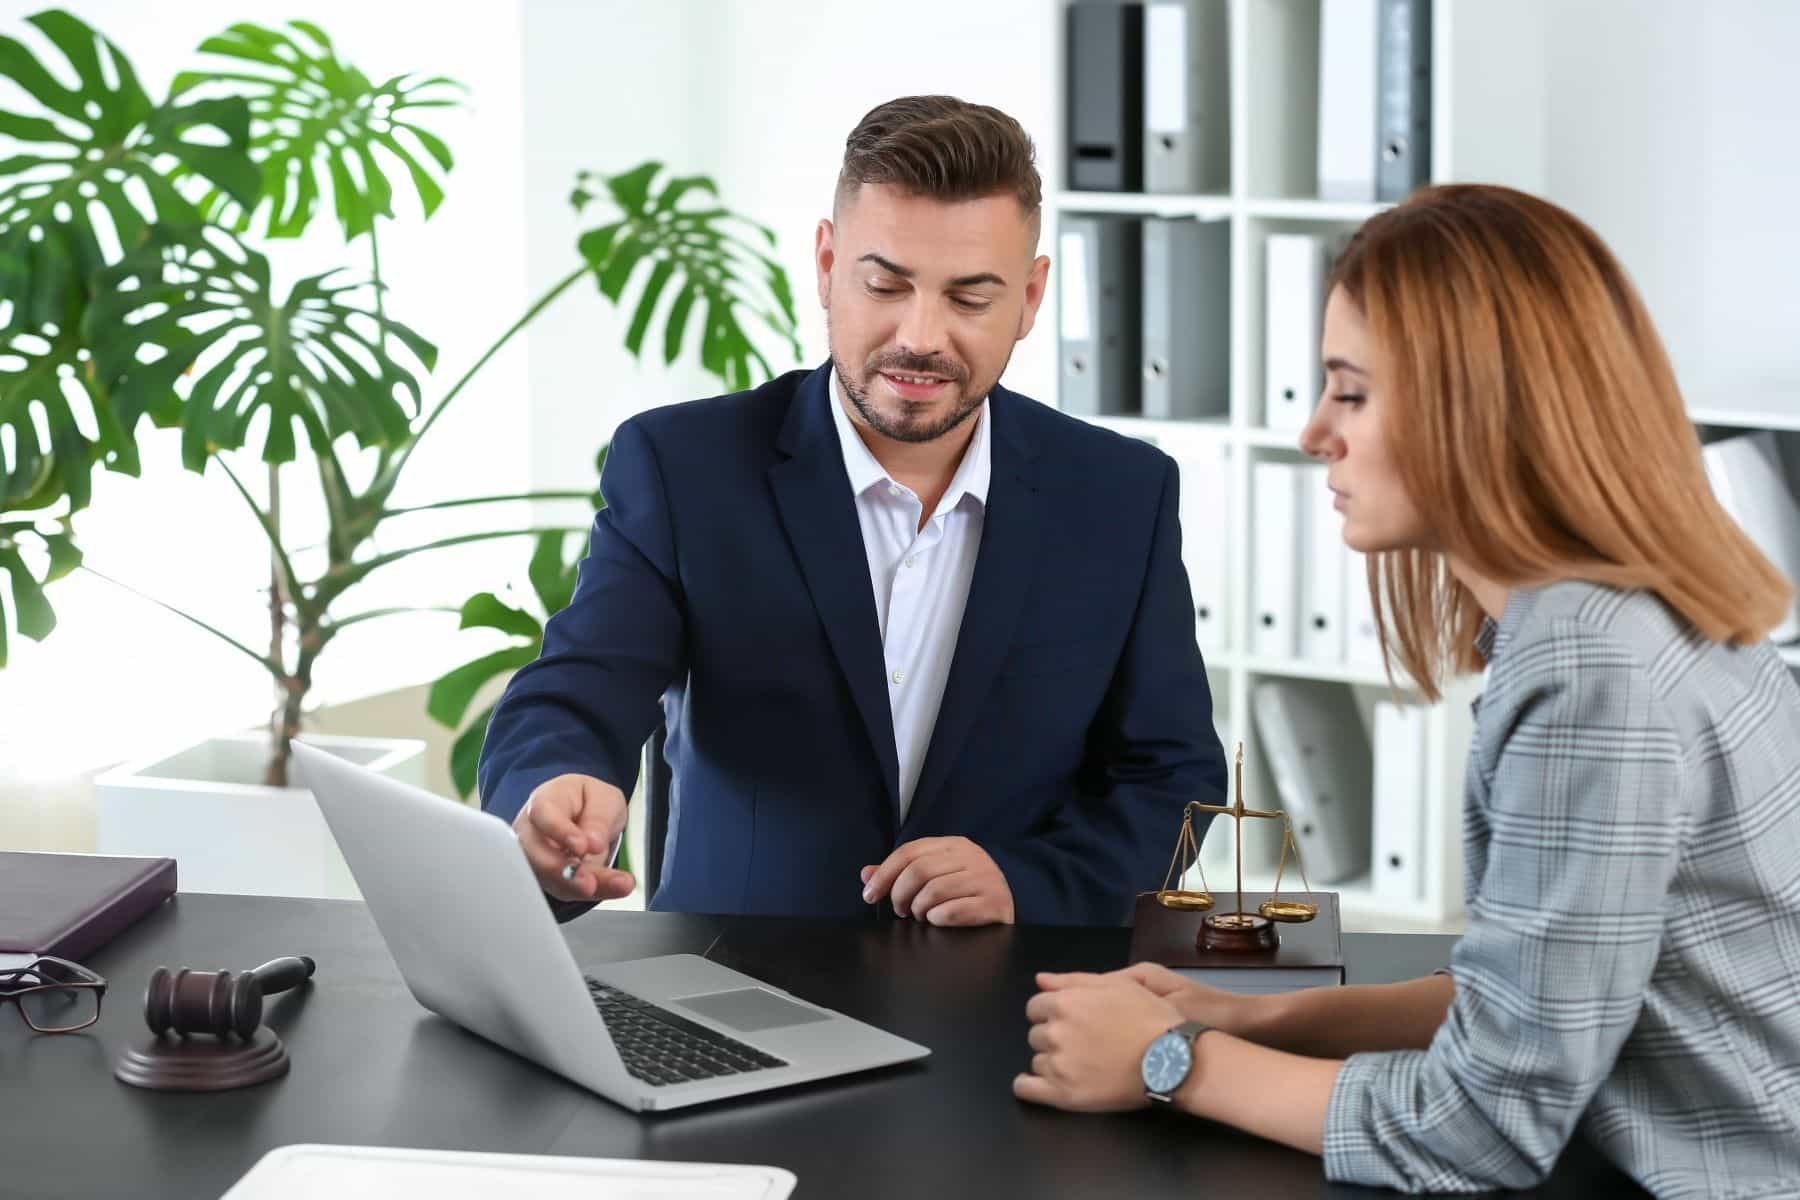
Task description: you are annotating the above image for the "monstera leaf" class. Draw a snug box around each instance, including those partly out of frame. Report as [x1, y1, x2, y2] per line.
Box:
[0, 318, 137, 515]
[173, 20, 462, 240]
[428, 528, 587, 803]
[572, 163, 802, 392]
[0, 518, 79, 667]
[83, 225, 436, 471]
[0, 9, 258, 332]
[0, 348, 87, 669]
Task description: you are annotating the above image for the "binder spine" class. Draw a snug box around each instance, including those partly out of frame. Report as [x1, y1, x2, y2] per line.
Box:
[1144, 0, 1229, 194]
[1299, 463, 1347, 662]
[1068, 3, 1146, 192]
[1371, 700, 1426, 901]
[1262, 234, 1328, 432]
[1059, 215, 1142, 416]
[1375, 0, 1433, 202]
[1142, 218, 1229, 419]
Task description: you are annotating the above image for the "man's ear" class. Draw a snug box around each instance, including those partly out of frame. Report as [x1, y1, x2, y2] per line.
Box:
[1015, 253, 1052, 342]
[815, 219, 835, 309]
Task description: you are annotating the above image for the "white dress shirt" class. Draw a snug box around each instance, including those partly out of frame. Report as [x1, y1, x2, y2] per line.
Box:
[828, 373, 990, 820]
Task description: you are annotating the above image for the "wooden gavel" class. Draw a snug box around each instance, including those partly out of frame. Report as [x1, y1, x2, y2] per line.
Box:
[143, 956, 316, 1039]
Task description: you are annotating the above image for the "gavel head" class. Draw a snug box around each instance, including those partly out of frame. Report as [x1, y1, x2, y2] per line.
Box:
[143, 966, 263, 1039]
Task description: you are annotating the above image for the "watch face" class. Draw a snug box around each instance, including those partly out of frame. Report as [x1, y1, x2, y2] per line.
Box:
[1140, 1030, 1193, 1095]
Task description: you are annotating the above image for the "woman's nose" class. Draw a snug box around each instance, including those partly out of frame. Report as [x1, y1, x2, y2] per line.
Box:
[1298, 401, 1337, 461]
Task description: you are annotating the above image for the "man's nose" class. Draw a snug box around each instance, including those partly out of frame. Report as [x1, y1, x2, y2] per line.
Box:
[893, 295, 947, 358]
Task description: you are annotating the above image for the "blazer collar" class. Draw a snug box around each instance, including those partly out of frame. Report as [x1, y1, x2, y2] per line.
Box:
[768, 365, 902, 823]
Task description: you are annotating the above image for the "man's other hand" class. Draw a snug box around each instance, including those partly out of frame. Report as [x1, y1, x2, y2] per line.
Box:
[861, 836, 1014, 926]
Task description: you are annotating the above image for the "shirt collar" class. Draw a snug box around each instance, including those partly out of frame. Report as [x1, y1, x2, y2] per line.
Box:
[1478, 586, 1540, 666]
[828, 369, 991, 516]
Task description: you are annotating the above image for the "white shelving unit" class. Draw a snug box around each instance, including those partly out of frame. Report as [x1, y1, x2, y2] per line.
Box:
[1047, 0, 1546, 932]
[1049, 0, 1800, 930]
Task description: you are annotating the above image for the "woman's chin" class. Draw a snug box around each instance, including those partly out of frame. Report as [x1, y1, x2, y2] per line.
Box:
[1341, 524, 1385, 556]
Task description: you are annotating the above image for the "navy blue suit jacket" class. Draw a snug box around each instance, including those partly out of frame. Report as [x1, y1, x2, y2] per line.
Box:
[479, 364, 1227, 924]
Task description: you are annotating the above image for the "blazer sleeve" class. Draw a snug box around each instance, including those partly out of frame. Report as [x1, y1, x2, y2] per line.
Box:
[477, 415, 688, 830]
[986, 455, 1228, 924]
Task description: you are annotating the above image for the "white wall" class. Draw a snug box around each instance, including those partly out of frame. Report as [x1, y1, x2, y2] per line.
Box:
[518, 0, 720, 502]
[0, 0, 532, 793]
[517, 0, 1063, 500]
[1538, 0, 1800, 410]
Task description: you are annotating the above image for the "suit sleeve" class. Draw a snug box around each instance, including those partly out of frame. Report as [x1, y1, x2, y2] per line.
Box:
[477, 415, 687, 832]
[986, 455, 1228, 924]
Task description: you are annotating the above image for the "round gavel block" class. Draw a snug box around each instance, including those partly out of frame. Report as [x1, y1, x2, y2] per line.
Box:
[114, 1025, 290, 1092]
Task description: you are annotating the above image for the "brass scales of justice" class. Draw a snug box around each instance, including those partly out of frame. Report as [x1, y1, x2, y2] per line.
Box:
[1155, 741, 1318, 952]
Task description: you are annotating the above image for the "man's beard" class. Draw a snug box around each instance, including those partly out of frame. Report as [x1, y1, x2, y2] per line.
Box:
[826, 314, 1008, 445]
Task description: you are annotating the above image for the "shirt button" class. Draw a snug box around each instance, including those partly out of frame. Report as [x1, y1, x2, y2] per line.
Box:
[904, 556, 916, 568]
[891, 669, 906, 684]
[887, 484, 902, 498]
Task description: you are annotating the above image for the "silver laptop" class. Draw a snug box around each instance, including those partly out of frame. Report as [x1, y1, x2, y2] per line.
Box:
[293, 740, 929, 1111]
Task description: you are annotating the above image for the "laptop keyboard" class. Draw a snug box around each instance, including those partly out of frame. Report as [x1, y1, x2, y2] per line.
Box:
[585, 978, 788, 1087]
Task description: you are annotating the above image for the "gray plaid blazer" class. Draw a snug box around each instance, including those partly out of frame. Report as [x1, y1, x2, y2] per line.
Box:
[1324, 581, 1800, 1198]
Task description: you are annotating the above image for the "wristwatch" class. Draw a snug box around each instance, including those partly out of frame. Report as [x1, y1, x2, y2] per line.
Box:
[1140, 1019, 1211, 1104]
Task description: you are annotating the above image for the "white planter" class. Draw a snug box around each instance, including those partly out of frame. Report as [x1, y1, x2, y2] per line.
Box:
[94, 732, 428, 900]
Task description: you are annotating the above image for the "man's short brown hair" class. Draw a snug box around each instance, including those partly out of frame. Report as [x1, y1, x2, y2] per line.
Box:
[835, 95, 1042, 225]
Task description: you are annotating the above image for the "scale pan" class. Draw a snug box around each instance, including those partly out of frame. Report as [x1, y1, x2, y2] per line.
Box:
[1259, 899, 1317, 923]
[1156, 889, 1215, 912]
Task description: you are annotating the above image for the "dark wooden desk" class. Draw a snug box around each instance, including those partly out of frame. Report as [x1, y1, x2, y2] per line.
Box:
[0, 895, 1640, 1199]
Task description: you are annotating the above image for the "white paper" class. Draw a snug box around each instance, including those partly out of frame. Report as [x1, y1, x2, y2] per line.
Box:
[222, 1145, 797, 1200]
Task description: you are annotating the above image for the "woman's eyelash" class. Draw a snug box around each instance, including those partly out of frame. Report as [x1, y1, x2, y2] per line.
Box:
[1333, 393, 1366, 405]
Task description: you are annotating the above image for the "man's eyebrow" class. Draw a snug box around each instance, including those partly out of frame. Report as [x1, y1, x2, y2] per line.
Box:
[859, 253, 912, 278]
[858, 253, 1007, 289]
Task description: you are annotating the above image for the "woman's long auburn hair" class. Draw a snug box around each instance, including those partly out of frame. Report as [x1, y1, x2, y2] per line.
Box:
[1330, 184, 1791, 699]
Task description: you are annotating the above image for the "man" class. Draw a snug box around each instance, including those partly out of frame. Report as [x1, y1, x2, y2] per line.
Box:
[480, 95, 1226, 926]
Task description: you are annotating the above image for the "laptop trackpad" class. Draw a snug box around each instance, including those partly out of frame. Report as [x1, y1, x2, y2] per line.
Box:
[676, 988, 830, 1033]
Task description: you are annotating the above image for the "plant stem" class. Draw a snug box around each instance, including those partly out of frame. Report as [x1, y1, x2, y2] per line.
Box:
[266, 461, 287, 773]
[369, 221, 389, 346]
[80, 564, 282, 677]
[323, 605, 461, 636]
[218, 458, 307, 617]
[381, 490, 594, 517]
[267, 618, 321, 789]
[311, 524, 590, 609]
[379, 262, 589, 491]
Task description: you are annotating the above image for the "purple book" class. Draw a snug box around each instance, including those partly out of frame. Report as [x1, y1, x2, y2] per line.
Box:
[0, 852, 176, 962]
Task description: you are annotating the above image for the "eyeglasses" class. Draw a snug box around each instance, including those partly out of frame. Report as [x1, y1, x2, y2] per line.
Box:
[0, 955, 108, 1032]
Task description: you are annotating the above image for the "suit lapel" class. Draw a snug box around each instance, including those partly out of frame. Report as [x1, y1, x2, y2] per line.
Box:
[767, 365, 901, 821]
[903, 388, 1045, 834]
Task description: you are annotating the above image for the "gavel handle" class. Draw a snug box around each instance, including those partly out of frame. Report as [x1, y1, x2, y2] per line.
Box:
[247, 955, 316, 997]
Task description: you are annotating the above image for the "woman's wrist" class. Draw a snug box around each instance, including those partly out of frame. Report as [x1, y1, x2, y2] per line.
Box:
[1172, 1027, 1228, 1121]
[1214, 985, 1289, 1046]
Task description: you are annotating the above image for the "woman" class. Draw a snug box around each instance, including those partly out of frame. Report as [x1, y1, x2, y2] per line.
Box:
[1013, 184, 1800, 1198]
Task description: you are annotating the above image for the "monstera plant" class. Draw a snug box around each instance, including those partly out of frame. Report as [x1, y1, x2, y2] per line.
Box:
[0, 10, 801, 788]
[426, 489, 596, 804]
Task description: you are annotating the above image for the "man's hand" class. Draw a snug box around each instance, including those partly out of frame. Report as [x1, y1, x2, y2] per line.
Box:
[513, 774, 635, 903]
[1012, 972, 1182, 1113]
[860, 836, 1014, 926]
